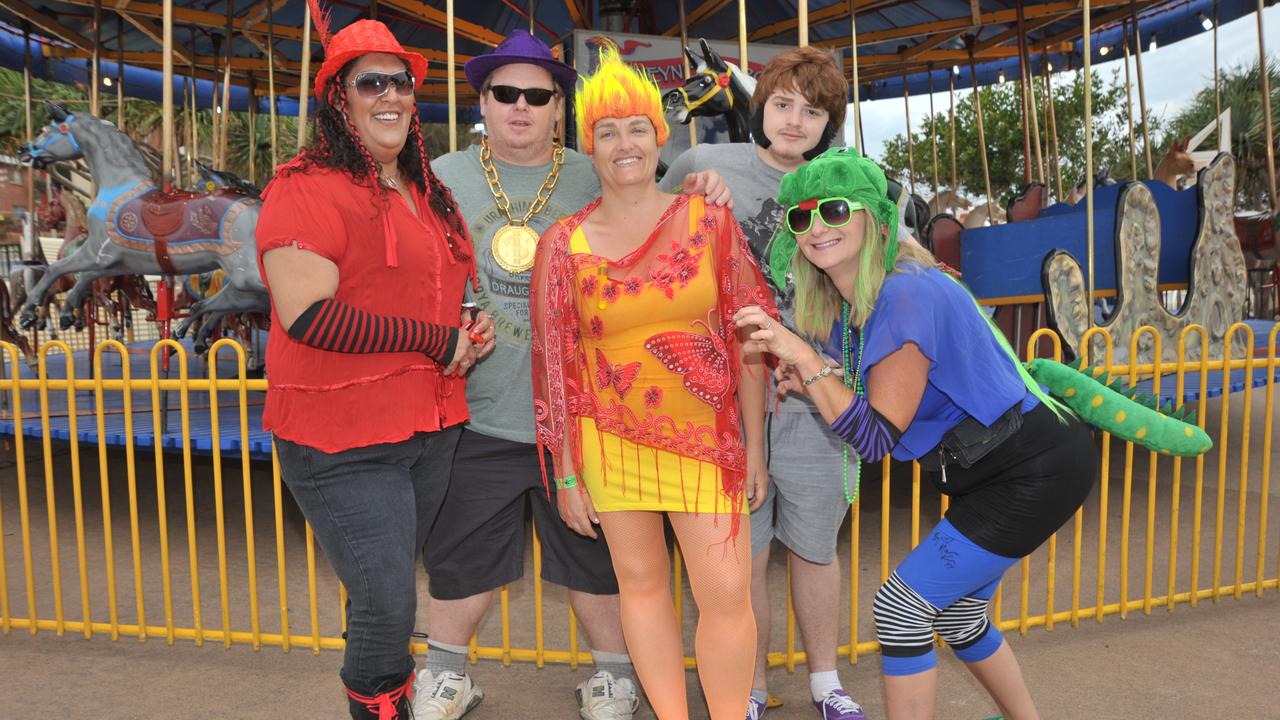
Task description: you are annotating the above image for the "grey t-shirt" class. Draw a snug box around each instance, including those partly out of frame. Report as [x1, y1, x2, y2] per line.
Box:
[434, 144, 601, 443]
[659, 142, 818, 414]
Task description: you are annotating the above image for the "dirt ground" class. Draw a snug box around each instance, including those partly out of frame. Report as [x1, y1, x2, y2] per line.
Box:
[1, 591, 1276, 718]
[2, 384, 1279, 718]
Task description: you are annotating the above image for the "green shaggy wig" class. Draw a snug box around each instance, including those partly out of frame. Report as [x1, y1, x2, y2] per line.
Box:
[769, 146, 900, 288]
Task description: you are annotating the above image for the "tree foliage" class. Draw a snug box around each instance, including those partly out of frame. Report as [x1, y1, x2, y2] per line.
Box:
[0, 67, 168, 154]
[879, 68, 1158, 206]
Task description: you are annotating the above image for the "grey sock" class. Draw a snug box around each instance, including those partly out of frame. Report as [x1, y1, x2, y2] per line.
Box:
[750, 688, 768, 705]
[424, 639, 468, 677]
[591, 650, 635, 683]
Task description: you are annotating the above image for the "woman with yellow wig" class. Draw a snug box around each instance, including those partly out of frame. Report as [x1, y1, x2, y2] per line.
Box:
[530, 45, 777, 719]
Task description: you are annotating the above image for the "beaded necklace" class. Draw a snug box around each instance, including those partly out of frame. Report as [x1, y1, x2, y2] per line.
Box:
[840, 300, 867, 505]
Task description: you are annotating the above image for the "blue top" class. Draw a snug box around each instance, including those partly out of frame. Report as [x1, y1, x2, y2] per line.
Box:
[827, 266, 1037, 461]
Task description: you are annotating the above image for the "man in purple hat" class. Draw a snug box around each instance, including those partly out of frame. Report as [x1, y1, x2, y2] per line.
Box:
[418, 29, 729, 720]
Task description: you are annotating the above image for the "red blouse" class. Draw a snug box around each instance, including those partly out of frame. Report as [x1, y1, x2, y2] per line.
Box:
[256, 167, 475, 452]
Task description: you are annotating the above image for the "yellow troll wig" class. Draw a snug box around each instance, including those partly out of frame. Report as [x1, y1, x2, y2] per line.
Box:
[574, 44, 669, 154]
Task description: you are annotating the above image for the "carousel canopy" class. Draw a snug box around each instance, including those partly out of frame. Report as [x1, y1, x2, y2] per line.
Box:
[0, 0, 1267, 118]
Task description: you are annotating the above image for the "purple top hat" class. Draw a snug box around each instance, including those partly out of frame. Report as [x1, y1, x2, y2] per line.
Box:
[464, 29, 578, 96]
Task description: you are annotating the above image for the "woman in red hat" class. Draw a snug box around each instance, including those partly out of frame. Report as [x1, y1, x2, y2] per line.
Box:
[255, 5, 494, 718]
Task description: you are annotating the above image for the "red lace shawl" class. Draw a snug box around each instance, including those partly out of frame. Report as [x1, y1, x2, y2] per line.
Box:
[530, 194, 777, 519]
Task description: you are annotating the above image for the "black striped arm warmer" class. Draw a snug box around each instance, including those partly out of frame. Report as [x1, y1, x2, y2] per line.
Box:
[829, 395, 902, 460]
[287, 297, 459, 365]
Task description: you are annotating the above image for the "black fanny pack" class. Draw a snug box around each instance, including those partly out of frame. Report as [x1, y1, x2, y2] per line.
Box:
[918, 402, 1024, 473]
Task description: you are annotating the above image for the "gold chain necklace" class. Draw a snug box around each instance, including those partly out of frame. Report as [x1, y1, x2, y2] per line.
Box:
[480, 135, 564, 273]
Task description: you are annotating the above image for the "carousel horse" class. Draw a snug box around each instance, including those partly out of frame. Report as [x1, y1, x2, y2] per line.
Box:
[174, 269, 265, 356]
[19, 101, 269, 351]
[962, 201, 1008, 228]
[0, 278, 33, 364]
[887, 179, 930, 240]
[51, 188, 158, 334]
[194, 159, 262, 199]
[662, 38, 756, 143]
[0, 213, 36, 363]
[13, 187, 156, 336]
[9, 193, 72, 338]
[928, 189, 972, 216]
[1066, 164, 1121, 205]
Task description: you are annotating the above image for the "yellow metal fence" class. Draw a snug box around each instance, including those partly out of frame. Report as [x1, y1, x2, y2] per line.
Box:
[0, 324, 1277, 670]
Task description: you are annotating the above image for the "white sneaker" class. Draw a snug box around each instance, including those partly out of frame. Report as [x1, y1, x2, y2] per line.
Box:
[576, 671, 639, 720]
[412, 669, 484, 720]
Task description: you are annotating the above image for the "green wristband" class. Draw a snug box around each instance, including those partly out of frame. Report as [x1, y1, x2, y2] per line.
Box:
[554, 475, 578, 490]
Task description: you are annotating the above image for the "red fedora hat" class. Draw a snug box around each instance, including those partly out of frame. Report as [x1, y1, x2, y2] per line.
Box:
[308, 0, 428, 101]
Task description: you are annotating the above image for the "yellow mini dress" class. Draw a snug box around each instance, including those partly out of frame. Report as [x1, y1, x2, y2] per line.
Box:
[567, 204, 744, 517]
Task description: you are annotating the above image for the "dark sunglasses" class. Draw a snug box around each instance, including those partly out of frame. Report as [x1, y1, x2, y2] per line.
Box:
[349, 71, 416, 98]
[489, 85, 557, 106]
[785, 197, 865, 235]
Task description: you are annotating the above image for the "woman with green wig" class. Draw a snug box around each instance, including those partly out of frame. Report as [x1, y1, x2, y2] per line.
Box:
[734, 146, 1097, 719]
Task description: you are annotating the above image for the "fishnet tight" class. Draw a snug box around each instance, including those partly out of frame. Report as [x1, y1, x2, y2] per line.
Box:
[597, 510, 755, 720]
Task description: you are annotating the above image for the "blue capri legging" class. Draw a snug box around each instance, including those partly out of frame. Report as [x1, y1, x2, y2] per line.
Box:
[873, 518, 1016, 676]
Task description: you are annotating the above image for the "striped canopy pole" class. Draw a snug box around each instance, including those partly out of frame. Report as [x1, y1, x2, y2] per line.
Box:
[267, 0, 279, 170]
[22, 22, 35, 264]
[1042, 39, 1062, 198]
[679, 0, 697, 148]
[850, 1, 863, 152]
[91, 0, 101, 117]
[297, 2, 313, 152]
[1257, 0, 1277, 210]
[1123, 26, 1137, 179]
[1084, 0, 1095, 327]
[1015, 0, 1032, 183]
[949, 72, 958, 195]
[902, 68, 916, 196]
[966, 41, 995, 221]
[799, 0, 809, 47]
[448, 0, 458, 152]
[162, 0, 174, 191]
[249, 76, 257, 183]
[1213, 0, 1221, 150]
[928, 65, 940, 201]
[219, 3, 233, 167]
[116, 15, 125, 129]
[1128, 0, 1153, 178]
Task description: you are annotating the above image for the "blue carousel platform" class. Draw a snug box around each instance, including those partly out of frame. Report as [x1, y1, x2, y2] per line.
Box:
[0, 336, 273, 461]
[1122, 319, 1280, 406]
[0, 325, 1276, 462]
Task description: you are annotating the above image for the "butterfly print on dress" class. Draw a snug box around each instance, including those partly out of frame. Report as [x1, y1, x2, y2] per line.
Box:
[595, 348, 642, 400]
[644, 311, 731, 411]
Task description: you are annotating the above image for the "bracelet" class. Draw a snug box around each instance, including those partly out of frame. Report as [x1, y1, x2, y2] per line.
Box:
[803, 365, 834, 387]
[554, 475, 578, 490]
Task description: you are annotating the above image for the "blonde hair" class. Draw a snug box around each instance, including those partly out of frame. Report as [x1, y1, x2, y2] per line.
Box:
[791, 209, 934, 344]
[574, 44, 669, 155]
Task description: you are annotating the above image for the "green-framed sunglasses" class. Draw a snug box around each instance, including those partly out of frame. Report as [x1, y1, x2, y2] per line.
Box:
[784, 197, 866, 235]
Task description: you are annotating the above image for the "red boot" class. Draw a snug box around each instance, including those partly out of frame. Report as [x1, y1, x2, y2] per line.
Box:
[346, 676, 414, 720]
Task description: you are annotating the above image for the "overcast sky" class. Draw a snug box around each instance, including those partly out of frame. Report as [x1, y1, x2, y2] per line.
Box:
[849, 5, 1280, 164]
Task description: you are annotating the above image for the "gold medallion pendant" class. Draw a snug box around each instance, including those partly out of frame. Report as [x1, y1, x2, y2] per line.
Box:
[480, 136, 565, 275]
[491, 223, 540, 273]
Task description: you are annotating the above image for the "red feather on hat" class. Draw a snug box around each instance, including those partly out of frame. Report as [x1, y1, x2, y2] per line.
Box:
[306, 0, 334, 50]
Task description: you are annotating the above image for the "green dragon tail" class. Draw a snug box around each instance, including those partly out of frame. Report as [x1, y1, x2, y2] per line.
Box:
[1025, 358, 1212, 457]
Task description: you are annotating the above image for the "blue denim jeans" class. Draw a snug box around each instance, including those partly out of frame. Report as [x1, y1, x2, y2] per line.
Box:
[275, 426, 462, 695]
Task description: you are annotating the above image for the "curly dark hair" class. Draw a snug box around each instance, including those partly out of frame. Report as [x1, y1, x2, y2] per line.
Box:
[282, 58, 468, 242]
